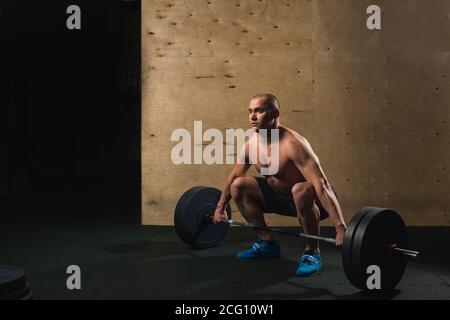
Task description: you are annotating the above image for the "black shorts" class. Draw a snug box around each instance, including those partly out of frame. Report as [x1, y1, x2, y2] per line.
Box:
[254, 176, 330, 221]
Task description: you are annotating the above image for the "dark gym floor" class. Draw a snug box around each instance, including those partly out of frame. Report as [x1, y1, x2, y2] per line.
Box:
[1, 177, 449, 300]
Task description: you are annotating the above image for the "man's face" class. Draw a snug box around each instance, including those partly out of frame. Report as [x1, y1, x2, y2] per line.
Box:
[248, 98, 278, 130]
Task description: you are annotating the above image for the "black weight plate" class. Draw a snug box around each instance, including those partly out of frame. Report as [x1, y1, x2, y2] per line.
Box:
[192, 188, 231, 249]
[174, 186, 207, 246]
[0, 266, 27, 296]
[174, 187, 231, 248]
[351, 207, 408, 291]
[0, 282, 31, 300]
[342, 207, 373, 289]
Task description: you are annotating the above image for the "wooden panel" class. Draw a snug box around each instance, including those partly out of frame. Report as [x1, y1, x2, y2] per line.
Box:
[142, 0, 450, 226]
[311, 0, 450, 226]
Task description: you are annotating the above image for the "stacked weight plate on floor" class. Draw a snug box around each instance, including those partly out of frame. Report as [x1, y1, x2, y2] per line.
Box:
[174, 187, 232, 249]
[0, 266, 32, 300]
[342, 207, 409, 292]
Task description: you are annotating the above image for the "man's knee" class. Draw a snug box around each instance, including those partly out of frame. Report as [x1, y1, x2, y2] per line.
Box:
[230, 177, 251, 199]
[292, 182, 315, 212]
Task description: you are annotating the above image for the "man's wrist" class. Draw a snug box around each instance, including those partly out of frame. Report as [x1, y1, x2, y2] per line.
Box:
[216, 203, 224, 210]
[335, 223, 347, 230]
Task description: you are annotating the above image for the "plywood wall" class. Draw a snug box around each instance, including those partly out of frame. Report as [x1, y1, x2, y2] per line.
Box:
[142, 0, 450, 226]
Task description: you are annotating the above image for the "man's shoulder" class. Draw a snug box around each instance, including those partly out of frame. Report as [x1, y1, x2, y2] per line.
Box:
[281, 126, 309, 148]
[280, 128, 316, 161]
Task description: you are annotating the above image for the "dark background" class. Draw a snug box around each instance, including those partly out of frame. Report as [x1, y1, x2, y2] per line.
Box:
[0, 0, 141, 221]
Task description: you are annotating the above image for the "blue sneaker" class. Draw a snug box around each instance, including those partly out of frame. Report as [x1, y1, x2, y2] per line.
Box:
[236, 239, 281, 261]
[295, 251, 322, 277]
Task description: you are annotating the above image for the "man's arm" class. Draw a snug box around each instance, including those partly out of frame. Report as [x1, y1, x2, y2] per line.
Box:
[287, 136, 346, 230]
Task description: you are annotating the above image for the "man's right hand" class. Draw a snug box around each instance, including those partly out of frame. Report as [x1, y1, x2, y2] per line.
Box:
[213, 207, 228, 224]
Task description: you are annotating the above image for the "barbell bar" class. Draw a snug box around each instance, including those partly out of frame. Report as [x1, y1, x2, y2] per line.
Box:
[216, 217, 420, 260]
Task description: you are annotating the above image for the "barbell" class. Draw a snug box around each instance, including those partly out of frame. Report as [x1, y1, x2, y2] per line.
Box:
[174, 186, 420, 292]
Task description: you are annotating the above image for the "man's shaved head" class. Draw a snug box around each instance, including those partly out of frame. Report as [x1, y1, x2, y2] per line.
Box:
[248, 93, 280, 130]
[251, 93, 280, 111]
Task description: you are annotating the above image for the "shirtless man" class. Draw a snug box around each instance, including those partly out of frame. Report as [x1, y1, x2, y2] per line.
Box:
[213, 94, 347, 277]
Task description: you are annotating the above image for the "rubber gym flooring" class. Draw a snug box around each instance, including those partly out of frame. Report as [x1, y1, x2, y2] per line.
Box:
[2, 220, 450, 299]
[1, 178, 449, 300]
